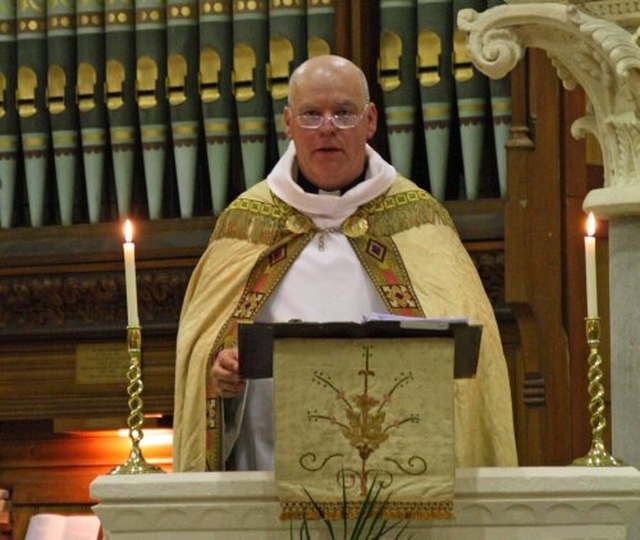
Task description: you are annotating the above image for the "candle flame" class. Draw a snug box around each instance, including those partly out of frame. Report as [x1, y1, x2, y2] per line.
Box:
[587, 212, 596, 237]
[124, 219, 133, 243]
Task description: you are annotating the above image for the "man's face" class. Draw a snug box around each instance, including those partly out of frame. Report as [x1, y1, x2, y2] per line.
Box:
[284, 62, 378, 192]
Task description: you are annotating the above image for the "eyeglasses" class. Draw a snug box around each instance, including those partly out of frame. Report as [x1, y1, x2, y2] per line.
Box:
[294, 102, 369, 130]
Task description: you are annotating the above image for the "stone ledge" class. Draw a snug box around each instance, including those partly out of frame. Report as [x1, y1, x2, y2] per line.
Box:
[584, 185, 640, 219]
[91, 467, 640, 539]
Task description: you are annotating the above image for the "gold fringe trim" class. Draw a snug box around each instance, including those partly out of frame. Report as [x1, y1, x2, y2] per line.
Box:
[362, 186, 456, 238]
[280, 499, 454, 523]
[211, 177, 455, 246]
[211, 198, 286, 245]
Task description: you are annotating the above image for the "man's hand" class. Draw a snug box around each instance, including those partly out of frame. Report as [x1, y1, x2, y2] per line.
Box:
[211, 348, 246, 398]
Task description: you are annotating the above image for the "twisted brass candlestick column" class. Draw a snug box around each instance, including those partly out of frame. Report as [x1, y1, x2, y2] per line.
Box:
[110, 326, 165, 475]
[573, 317, 622, 467]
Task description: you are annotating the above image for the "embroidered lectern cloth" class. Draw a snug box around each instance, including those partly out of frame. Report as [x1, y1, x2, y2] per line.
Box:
[274, 336, 455, 521]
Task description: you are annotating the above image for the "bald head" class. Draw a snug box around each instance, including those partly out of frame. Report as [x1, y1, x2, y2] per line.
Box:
[288, 55, 370, 110]
[283, 54, 378, 191]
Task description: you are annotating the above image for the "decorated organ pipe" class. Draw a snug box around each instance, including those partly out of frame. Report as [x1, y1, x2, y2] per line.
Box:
[268, 0, 307, 157]
[487, 0, 510, 198]
[232, 0, 269, 189]
[0, 2, 18, 229]
[375, 0, 502, 201]
[0, 3, 508, 229]
[453, 0, 488, 200]
[378, 0, 417, 179]
[105, 0, 137, 219]
[47, 0, 80, 227]
[307, 0, 334, 56]
[17, 0, 50, 228]
[77, 0, 108, 224]
[136, 0, 169, 220]
[418, 0, 454, 202]
[199, 0, 233, 215]
[167, 0, 200, 218]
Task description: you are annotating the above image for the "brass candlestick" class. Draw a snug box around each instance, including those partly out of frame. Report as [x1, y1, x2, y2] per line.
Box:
[110, 326, 165, 475]
[573, 317, 622, 467]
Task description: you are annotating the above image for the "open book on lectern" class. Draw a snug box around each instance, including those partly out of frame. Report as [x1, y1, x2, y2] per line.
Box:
[238, 315, 482, 380]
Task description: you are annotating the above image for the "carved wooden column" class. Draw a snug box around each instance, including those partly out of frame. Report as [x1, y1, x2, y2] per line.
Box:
[502, 47, 570, 465]
[459, 2, 640, 467]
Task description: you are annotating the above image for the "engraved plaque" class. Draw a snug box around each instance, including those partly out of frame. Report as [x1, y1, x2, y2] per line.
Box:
[75, 343, 128, 385]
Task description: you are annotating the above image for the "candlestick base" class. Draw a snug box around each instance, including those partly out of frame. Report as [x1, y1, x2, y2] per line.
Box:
[110, 442, 165, 475]
[573, 439, 623, 467]
[110, 326, 165, 475]
[572, 317, 622, 467]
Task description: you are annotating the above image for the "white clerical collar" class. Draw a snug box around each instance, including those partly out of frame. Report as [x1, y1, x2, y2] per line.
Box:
[266, 141, 397, 225]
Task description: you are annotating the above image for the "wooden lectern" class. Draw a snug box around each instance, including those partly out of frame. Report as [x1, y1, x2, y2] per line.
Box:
[238, 318, 481, 380]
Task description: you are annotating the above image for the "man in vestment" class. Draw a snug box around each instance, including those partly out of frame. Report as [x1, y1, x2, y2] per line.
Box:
[173, 55, 518, 472]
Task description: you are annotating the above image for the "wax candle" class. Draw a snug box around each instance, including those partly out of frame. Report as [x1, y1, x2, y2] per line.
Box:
[123, 219, 140, 327]
[584, 212, 598, 318]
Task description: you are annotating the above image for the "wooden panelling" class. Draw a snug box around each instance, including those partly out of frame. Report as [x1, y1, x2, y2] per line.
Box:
[0, 421, 171, 539]
[504, 48, 572, 465]
[0, 218, 211, 342]
[0, 335, 176, 421]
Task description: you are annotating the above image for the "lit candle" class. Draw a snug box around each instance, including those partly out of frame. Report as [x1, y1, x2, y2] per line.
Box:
[584, 212, 598, 318]
[123, 219, 140, 327]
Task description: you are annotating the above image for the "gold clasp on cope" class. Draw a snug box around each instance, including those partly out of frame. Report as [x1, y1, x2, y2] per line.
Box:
[285, 213, 369, 251]
[286, 214, 313, 234]
[342, 215, 369, 238]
